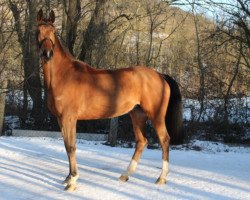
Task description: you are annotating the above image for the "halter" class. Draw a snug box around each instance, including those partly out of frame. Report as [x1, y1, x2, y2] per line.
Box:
[38, 37, 55, 50]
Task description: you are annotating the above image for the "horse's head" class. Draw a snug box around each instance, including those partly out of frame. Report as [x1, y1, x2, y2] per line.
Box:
[36, 9, 56, 61]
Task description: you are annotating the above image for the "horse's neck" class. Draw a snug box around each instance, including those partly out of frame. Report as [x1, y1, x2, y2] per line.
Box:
[42, 37, 71, 91]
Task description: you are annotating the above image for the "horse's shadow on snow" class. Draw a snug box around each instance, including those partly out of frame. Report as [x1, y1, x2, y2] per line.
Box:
[0, 137, 249, 200]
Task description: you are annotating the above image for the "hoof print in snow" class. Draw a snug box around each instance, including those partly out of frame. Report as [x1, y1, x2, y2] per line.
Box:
[119, 175, 129, 182]
[155, 178, 167, 185]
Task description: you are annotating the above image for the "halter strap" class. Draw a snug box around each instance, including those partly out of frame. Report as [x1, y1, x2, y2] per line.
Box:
[38, 38, 55, 49]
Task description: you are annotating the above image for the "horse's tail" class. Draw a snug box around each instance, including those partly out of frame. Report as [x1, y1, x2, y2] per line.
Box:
[162, 74, 185, 145]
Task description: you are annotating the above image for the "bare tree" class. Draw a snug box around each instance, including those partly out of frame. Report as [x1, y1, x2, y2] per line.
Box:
[209, 0, 250, 49]
[9, 0, 44, 127]
[108, 117, 118, 146]
[0, 79, 7, 135]
[0, 2, 17, 134]
[191, 2, 206, 122]
[62, 0, 81, 55]
[143, 1, 173, 66]
[78, 0, 107, 66]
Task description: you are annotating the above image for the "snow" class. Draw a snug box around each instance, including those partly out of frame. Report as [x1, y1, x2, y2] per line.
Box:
[4, 116, 20, 130]
[0, 137, 250, 200]
[186, 140, 250, 153]
[183, 97, 249, 123]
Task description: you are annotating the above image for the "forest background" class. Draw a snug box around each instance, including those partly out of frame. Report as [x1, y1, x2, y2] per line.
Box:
[0, 0, 249, 145]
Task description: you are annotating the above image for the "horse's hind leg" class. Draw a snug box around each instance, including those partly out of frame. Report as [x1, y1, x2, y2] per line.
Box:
[58, 115, 79, 191]
[152, 118, 170, 185]
[119, 107, 148, 182]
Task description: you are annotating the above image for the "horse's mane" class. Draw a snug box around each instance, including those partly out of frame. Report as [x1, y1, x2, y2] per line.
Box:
[55, 34, 93, 70]
[55, 35, 75, 60]
[54, 33, 110, 74]
[54, 35, 96, 73]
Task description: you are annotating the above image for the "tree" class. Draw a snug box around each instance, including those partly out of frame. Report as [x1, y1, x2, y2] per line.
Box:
[191, 2, 206, 122]
[0, 1, 17, 134]
[209, 0, 250, 49]
[9, 0, 44, 127]
[78, 0, 107, 66]
[108, 117, 118, 146]
[171, 0, 250, 68]
[0, 79, 7, 135]
[62, 0, 81, 55]
[143, 1, 173, 66]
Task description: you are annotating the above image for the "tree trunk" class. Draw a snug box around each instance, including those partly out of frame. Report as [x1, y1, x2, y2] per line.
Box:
[146, 24, 154, 66]
[224, 43, 241, 136]
[192, 5, 205, 122]
[61, 2, 67, 41]
[0, 79, 7, 135]
[63, 0, 81, 55]
[78, 0, 107, 66]
[9, 0, 44, 128]
[20, 81, 28, 127]
[26, 0, 44, 127]
[108, 117, 118, 146]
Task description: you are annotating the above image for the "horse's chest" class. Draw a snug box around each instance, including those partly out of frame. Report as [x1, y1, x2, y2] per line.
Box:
[47, 92, 64, 117]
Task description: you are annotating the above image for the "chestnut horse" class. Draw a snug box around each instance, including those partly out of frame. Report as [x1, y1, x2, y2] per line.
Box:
[36, 9, 184, 191]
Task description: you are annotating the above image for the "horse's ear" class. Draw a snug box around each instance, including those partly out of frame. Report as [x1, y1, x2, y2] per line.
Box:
[37, 9, 43, 22]
[49, 10, 55, 24]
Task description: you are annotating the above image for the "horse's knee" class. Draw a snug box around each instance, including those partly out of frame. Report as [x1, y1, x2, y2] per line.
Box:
[158, 130, 169, 141]
[163, 133, 170, 144]
[66, 145, 76, 155]
[143, 138, 148, 145]
[137, 136, 148, 145]
[135, 139, 148, 153]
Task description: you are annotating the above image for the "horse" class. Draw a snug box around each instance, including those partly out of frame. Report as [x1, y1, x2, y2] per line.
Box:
[36, 9, 184, 191]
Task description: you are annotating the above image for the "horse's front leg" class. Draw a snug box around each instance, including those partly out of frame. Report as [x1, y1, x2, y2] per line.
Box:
[59, 115, 79, 191]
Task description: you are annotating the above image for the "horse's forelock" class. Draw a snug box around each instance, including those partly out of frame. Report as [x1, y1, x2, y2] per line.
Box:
[38, 20, 55, 27]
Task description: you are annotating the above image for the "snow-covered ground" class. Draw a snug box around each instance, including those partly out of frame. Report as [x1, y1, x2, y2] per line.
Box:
[0, 137, 250, 200]
[183, 97, 249, 123]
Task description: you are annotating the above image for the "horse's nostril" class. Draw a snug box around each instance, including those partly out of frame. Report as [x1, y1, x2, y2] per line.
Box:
[43, 50, 48, 57]
[42, 50, 53, 59]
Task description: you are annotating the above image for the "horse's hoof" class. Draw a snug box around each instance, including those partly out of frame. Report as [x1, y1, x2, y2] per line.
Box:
[63, 179, 70, 186]
[119, 175, 129, 182]
[155, 177, 167, 185]
[63, 174, 79, 186]
[64, 183, 77, 192]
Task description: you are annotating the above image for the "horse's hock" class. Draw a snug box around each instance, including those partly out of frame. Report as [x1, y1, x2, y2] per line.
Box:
[12, 129, 108, 141]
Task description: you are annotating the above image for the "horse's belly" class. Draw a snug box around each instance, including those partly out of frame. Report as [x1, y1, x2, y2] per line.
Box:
[77, 71, 141, 120]
[78, 99, 138, 120]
